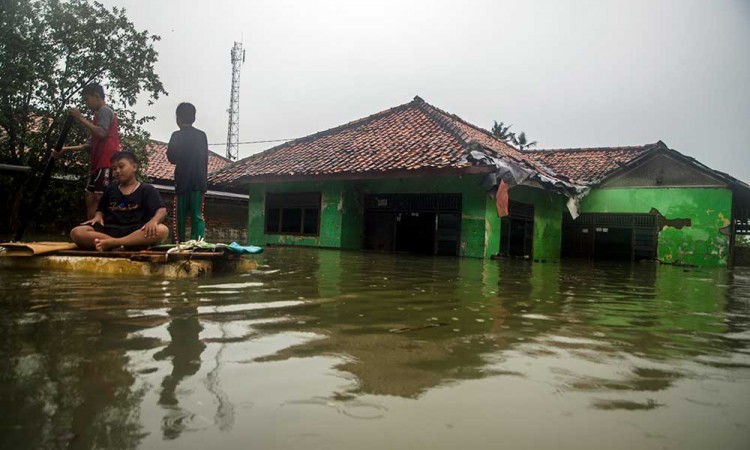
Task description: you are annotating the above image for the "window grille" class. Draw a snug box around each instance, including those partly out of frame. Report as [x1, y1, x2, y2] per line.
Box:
[735, 218, 750, 235]
[265, 192, 321, 236]
[365, 194, 461, 212]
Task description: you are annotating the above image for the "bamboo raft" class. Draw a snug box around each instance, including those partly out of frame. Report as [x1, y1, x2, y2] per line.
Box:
[0, 242, 259, 278]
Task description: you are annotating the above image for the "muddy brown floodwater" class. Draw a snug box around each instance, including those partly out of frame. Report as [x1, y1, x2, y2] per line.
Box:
[1, 247, 749, 449]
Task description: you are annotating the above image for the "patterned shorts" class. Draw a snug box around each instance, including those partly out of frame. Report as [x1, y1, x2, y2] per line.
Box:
[85, 168, 111, 194]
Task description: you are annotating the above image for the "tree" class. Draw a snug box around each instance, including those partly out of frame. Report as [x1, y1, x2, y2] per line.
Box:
[0, 0, 166, 234]
[511, 131, 537, 151]
[490, 120, 537, 151]
[491, 120, 515, 143]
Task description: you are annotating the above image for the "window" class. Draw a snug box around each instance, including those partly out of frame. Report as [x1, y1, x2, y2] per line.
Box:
[265, 193, 321, 236]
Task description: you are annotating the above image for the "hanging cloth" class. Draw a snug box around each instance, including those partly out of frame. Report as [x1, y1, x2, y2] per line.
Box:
[496, 180, 509, 217]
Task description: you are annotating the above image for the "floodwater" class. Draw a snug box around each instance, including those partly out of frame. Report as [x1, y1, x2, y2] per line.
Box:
[1, 248, 749, 450]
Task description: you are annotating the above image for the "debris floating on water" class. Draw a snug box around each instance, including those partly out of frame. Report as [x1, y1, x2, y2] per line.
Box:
[389, 323, 448, 333]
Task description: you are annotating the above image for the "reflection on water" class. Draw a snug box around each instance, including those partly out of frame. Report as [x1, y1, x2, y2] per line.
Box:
[1, 248, 749, 449]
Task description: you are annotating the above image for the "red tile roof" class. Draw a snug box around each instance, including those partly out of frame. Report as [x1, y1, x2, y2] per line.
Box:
[529, 144, 658, 184]
[209, 96, 555, 186]
[144, 140, 230, 183]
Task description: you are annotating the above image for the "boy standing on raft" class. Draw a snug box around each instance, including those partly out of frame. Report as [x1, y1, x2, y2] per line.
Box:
[167, 102, 209, 243]
[70, 151, 169, 251]
[53, 83, 120, 219]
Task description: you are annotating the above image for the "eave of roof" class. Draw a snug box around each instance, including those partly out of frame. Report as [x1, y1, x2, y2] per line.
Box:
[228, 165, 497, 185]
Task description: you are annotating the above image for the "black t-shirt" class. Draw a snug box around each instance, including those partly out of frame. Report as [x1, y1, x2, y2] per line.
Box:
[97, 183, 165, 230]
[166, 126, 209, 194]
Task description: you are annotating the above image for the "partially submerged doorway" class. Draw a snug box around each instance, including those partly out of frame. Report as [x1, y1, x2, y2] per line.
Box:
[364, 194, 461, 256]
[499, 200, 534, 259]
[562, 213, 657, 261]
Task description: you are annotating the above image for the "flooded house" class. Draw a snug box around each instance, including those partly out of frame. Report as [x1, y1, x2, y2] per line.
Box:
[209, 96, 579, 260]
[209, 96, 750, 267]
[534, 143, 750, 267]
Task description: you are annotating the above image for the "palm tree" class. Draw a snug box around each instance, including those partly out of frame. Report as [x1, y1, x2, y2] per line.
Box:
[491, 121, 516, 143]
[491, 120, 537, 150]
[512, 132, 537, 151]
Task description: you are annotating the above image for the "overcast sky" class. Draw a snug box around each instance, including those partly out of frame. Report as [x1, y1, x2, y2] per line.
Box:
[101, 0, 750, 181]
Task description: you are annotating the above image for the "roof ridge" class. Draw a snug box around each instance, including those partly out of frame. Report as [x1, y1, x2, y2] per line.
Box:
[217, 99, 419, 173]
[414, 97, 517, 151]
[533, 143, 660, 153]
[291, 100, 415, 145]
[412, 97, 474, 147]
[414, 98, 571, 180]
[418, 98, 534, 161]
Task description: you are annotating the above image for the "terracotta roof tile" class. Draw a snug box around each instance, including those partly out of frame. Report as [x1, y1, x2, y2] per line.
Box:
[144, 140, 230, 182]
[209, 96, 553, 186]
[529, 144, 656, 183]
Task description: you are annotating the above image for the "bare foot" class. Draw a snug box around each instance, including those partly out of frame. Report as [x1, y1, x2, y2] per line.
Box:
[94, 238, 119, 252]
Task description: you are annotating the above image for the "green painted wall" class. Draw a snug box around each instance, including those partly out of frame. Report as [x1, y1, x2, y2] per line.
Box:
[247, 178, 735, 266]
[340, 187, 363, 250]
[248, 180, 346, 248]
[247, 176, 576, 260]
[247, 175, 501, 258]
[508, 186, 566, 261]
[580, 187, 732, 267]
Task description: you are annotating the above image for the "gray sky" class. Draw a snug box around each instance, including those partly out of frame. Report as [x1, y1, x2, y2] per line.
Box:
[101, 0, 750, 182]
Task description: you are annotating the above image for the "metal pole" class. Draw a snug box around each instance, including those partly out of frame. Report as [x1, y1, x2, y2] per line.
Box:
[226, 42, 244, 161]
[14, 114, 75, 241]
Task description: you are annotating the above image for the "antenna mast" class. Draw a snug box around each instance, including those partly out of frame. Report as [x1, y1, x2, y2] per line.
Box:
[226, 41, 245, 161]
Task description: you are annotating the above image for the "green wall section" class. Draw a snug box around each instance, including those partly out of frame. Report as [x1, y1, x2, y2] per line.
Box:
[246, 179, 731, 266]
[339, 187, 363, 250]
[580, 187, 732, 267]
[248, 175, 504, 258]
[248, 180, 346, 248]
[508, 186, 566, 261]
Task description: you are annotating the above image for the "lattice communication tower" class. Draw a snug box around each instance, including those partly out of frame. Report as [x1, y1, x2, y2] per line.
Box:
[225, 41, 245, 161]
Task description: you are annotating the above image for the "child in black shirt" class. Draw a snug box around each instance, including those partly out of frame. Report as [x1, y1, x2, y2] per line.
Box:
[70, 151, 169, 251]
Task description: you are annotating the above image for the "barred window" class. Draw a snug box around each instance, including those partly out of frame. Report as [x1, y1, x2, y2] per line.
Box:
[264, 193, 321, 236]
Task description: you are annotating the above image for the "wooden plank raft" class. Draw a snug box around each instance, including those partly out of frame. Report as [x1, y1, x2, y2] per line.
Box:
[0, 242, 258, 278]
[0, 242, 78, 256]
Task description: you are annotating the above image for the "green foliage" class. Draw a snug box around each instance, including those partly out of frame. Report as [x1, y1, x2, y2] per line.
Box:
[491, 121, 515, 142]
[490, 120, 537, 151]
[0, 0, 166, 232]
[512, 131, 537, 151]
